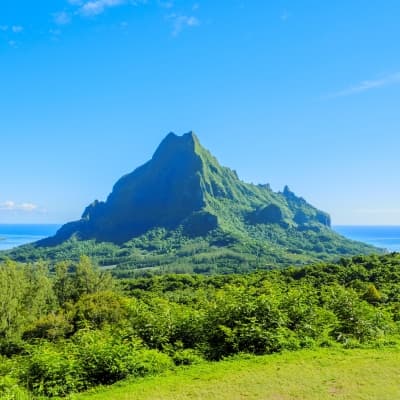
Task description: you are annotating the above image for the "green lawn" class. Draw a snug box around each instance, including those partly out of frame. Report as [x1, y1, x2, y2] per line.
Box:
[72, 348, 400, 400]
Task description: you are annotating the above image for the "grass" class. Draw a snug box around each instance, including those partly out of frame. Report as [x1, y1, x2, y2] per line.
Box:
[72, 347, 400, 400]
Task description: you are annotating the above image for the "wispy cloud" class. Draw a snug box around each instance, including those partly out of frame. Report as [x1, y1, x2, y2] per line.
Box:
[328, 72, 400, 98]
[11, 25, 23, 33]
[66, 0, 146, 17]
[0, 201, 38, 212]
[167, 14, 200, 36]
[280, 9, 290, 21]
[0, 24, 24, 47]
[158, 0, 174, 8]
[54, 11, 72, 25]
[78, 0, 126, 16]
[0, 25, 24, 33]
[55, 0, 199, 36]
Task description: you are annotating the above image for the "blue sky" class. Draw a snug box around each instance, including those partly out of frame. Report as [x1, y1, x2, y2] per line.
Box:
[1, 1, 400, 225]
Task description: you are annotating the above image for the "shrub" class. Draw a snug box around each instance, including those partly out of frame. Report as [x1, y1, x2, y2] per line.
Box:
[171, 349, 204, 366]
[324, 286, 394, 343]
[73, 330, 133, 385]
[21, 342, 83, 397]
[22, 313, 73, 341]
[72, 291, 128, 330]
[127, 349, 174, 377]
[74, 330, 174, 385]
[0, 375, 30, 400]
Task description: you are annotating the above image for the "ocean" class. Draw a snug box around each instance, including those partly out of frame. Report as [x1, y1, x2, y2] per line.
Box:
[0, 224, 399, 253]
[334, 225, 400, 252]
[0, 224, 60, 251]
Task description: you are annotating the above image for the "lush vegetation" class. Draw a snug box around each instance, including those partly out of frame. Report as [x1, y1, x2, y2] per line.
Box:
[74, 348, 400, 400]
[2, 132, 378, 271]
[3, 225, 379, 277]
[0, 252, 399, 398]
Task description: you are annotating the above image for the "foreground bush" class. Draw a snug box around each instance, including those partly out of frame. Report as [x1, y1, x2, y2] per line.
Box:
[20, 331, 174, 397]
[0, 253, 399, 397]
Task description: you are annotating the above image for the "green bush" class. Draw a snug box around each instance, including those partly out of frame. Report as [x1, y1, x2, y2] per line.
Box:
[73, 330, 133, 386]
[22, 313, 73, 341]
[1, 253, 400, 397]
[21, 342, 83, 397]
[127, 349, 174, 377]
[21, 331, 174, 396]
[323, 286, 394, 343]
[72, 291, 128, 330]
[0, 375, 30, 400]
[172, 349, 204, 366]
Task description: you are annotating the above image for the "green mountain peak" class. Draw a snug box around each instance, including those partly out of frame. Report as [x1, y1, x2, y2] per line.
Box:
[11, 131, 377, 273]
[45, 132, 338, 243]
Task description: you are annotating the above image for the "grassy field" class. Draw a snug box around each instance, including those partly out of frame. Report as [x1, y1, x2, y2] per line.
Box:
[72, 347, 400, 400]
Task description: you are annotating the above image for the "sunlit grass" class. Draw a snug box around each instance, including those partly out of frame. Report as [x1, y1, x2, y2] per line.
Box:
[72, 347, 400, 400]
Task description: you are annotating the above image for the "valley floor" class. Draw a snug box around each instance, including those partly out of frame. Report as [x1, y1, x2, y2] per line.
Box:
[73, 347, 400, 400]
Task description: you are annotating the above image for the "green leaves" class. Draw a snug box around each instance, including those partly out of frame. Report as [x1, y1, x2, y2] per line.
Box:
[0, 253, 400, 397]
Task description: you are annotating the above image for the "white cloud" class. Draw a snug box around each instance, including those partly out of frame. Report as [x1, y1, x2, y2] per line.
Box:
[78, 0, 126, 16]
[65, 0, 147, 17]
[19, 203, 38, 211]
[328, 72, 400, 98]
[11, 25, 23, 33]
[54, 11, 72, 25]
[168, 14, 199, 36]
[0, 201, 38, 212]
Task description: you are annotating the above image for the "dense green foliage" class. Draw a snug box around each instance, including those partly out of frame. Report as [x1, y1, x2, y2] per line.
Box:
[0, 253, 399, 398]
[2, 132, 378, 271]
[4, 225, 378, 276]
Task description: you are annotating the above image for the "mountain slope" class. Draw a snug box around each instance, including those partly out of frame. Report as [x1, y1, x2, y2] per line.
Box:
[4, 132, 379, 274]
[42, 132, 331, 243]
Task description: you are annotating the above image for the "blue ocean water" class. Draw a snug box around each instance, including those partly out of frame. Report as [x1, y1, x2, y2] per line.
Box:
[334, 225, 400, 252]
[0, 224, 60, 251]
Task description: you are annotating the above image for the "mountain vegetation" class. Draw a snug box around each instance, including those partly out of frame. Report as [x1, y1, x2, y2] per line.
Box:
[2, 132, 378, 273]
[0, 252, 399, 398]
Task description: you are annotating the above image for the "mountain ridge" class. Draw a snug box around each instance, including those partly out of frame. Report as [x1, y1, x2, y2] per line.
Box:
[4, 131, 379, 274]
[42, 131, 331, 245]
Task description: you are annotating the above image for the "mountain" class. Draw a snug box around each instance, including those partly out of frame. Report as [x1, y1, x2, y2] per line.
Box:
[43, 132, 330, 244]
[4, 132, 379, 275]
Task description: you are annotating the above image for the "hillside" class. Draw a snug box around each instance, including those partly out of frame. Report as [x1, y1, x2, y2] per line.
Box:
[3, 132, 379, 274]
[1, 253, 400, 398]
[75, 348, 400, 400]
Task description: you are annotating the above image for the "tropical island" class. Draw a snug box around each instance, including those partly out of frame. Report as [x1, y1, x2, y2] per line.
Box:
[3, 133, 378, 275]
[0, 133, 399, 399]
[1, 1, 400, 398]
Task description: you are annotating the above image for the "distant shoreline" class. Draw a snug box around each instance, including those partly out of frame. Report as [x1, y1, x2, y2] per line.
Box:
[1, 224, 400, 252]
[0, 224, 61, 251]
[334, 225, 400, 252]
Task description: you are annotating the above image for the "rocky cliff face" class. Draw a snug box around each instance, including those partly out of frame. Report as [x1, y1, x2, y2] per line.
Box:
[42, 131, 333, 245]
